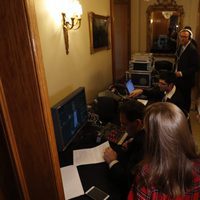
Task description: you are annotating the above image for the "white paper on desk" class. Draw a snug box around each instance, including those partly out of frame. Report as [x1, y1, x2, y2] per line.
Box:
[73, 141, 110, 166]
[137, 99, 148, 106]
[61, 165, 84, 199]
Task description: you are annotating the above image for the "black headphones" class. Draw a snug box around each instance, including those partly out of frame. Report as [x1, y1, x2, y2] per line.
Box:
[179, 28, 193, 40]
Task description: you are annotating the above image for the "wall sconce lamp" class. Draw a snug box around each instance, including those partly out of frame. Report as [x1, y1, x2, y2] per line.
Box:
[62, 0, 82, 54]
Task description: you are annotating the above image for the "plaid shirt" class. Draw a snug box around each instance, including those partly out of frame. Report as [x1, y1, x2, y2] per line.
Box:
[128, 161, 200, 200]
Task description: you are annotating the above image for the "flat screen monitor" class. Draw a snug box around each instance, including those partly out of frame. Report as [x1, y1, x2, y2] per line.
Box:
[130, 71, 152, 88]
[51, 87, 88, 151]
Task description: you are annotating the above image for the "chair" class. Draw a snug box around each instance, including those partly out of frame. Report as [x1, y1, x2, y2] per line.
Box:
[93, 96, 119, 124]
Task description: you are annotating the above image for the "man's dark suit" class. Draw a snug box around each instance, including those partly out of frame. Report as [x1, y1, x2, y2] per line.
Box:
[109, 129, 145, 199]
[175, 42, 199, 112]
[165, 87, 186, 112]
[143, 86, 186, 112]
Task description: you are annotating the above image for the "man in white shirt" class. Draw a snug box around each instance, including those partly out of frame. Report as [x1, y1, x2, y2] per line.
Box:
[129, 71, 186, 112]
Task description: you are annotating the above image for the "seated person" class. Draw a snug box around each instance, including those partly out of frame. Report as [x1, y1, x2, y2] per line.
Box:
[103, 100, 145, 198]
[128, 102, 200, 199]
[129, 71, 186, 112]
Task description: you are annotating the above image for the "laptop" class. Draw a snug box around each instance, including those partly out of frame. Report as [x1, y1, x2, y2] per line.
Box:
[125, 79, 147, 102]
[126, 79, 135, 94]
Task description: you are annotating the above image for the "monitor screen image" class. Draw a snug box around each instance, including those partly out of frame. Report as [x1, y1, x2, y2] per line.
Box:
[130, 72, 152, 88]
[51, 87, 88, 151]
[126, 79, 135, 94]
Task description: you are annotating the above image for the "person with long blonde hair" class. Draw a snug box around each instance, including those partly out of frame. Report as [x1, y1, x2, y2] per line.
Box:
[128, 102, 200, 199]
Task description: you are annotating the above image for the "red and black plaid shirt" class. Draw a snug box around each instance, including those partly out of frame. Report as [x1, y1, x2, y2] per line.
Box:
[128, 161, 200, 200]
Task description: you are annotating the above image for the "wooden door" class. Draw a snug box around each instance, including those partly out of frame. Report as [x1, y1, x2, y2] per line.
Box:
[0, 80, 29, 199]
[111, 0, 131, 82]
[0, 0, 64, 199]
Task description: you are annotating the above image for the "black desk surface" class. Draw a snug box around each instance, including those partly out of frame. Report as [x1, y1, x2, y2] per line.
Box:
[58, 123, 123, 200]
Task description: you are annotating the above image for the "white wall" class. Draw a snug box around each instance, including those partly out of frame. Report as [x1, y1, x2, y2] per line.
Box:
[131, 0, 199, 53]
[34, 0, 112, 105]
[34, 0, 199, 105]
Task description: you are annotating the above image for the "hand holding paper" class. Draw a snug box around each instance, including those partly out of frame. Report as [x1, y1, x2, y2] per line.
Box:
[73, 141, 110, 166]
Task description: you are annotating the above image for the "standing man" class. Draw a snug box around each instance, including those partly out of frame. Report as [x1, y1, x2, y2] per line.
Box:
[175, 28, 199, 112]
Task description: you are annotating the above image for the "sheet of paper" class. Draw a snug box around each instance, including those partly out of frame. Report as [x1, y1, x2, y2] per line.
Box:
[61, 165, 84, 199]
[73, 141, 110, 166]
[137, 99, 148, 106]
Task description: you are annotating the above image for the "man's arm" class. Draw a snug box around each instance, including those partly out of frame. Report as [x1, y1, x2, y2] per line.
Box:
[129, 87, 163, 101]
[104, 147, 132, 196]
[129, 89, 143, 98]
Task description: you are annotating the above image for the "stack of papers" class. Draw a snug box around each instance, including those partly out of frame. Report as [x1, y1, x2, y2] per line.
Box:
[137, 99, 148, 106]
[73, 141, 110, 166]
[61, 141, 110, 199]
[61, 165, 84, 199]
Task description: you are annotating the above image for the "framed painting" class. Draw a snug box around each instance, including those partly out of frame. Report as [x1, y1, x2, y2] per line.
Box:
[88, 12, 111, 54]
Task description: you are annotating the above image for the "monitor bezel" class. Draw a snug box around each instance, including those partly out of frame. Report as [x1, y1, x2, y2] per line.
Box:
[51, 87, 88, 151]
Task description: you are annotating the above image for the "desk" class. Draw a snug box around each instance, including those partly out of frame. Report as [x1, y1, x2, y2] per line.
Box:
[58, 123, 123, 200]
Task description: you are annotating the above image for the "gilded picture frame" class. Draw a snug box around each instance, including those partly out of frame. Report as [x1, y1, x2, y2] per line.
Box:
[88, 12, 111, 54]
